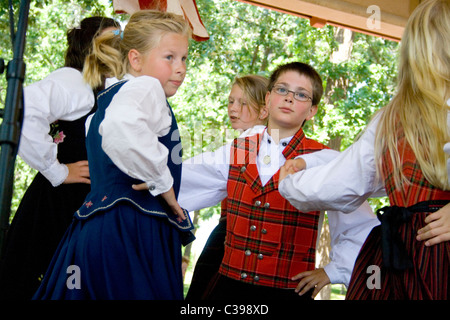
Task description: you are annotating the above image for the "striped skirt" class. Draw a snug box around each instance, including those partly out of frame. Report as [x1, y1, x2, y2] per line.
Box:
[346, 201, 450, 300]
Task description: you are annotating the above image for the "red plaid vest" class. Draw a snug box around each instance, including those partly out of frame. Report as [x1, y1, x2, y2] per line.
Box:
[219, 129, 329, 289]
[381, 132, 450, 206]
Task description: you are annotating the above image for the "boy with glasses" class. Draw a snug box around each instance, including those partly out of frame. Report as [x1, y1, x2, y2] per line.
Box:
[178, 62, 379, 300]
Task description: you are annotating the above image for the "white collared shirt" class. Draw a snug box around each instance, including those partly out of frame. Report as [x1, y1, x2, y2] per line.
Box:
[19, 67, 95, 186]
[258, 130, 291, 186]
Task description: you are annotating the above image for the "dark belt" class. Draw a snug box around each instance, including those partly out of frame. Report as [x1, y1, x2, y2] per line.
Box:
[377, 200, 449, 271]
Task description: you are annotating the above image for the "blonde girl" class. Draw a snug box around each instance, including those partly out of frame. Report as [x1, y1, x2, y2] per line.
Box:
[227, 75, 269, 131]
[279, 0, 450, 299]
[33, 10, 194, 300]
[186, 75, 269, 299]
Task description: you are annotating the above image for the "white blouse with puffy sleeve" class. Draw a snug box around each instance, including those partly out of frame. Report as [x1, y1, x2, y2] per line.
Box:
[19, 67, 95, 186]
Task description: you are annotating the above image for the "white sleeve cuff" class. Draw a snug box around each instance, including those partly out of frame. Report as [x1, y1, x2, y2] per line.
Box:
[40, 161, 68, 187]
[323, 262, 350, 287]
[146, 167, 174, 197]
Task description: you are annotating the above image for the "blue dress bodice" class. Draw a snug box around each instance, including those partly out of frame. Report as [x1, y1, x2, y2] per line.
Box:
[75, 80, 194, 239]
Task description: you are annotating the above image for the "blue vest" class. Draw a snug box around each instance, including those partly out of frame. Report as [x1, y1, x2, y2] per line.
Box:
[75, 80, 194, 244]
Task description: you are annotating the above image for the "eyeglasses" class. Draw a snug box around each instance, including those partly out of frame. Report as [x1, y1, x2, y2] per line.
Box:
[271, 85, 312, 102]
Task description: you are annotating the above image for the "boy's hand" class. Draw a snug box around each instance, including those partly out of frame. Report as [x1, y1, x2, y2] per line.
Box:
[417, 203, 450, 246]
[279, 158, 306, 182]
[292, 268, 330, 298]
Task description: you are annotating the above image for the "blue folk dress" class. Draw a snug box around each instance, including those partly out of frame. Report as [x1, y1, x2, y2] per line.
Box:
[33, 80, 194, 300]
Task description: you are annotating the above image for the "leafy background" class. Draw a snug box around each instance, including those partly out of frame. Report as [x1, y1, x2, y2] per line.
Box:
[0, 0, 399, 298]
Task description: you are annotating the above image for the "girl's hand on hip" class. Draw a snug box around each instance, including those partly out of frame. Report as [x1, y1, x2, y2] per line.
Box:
[132, 183, 186, 222]
[64, 160, 90, 184]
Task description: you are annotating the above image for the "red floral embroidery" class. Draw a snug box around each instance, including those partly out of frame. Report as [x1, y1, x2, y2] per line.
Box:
[85, 201, 93, 208]
[53, 131, 66, 144]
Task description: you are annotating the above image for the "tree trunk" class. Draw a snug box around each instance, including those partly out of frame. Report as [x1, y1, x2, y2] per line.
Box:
[315, 213, 331, 300]
[315, 27, 353, 300]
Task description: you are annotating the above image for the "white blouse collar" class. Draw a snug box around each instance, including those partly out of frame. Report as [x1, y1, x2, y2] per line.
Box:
[105, 73, 135, 89]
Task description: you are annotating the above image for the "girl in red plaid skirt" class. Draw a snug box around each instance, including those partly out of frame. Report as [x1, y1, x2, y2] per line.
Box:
[279, 0, 450, 300]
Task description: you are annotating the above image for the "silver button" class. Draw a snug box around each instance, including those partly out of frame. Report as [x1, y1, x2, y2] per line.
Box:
[240, 166, 246, 173]
[254, 200, 261, 206]
[254, 275, 260, 281]
[257, 254, 263, 260]
[261, 228, 267, 234]
[241, 273, 248, 279]
[245, 249, 251, 256]
[250, 225, 256, 231]
[149, 184, 156, 191]
[263, 202, 270, 208]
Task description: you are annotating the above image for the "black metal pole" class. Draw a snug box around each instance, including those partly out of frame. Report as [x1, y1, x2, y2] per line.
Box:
[0, 0, 30, 259]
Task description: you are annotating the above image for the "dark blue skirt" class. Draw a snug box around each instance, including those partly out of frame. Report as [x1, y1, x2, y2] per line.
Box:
[33, 201, 184, 300]
[0, 173, 90, 300]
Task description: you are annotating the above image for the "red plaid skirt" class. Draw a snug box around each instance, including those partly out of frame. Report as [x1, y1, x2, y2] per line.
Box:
[346, 201, 450, 300]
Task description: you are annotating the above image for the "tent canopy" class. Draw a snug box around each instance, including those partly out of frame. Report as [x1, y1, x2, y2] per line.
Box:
[235, 0, 420, 41]
[114, 0, 420, 42]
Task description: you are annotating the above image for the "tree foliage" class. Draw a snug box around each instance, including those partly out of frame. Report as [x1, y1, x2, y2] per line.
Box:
[0, 0, 398, 218]
[0, 0, 120, 217]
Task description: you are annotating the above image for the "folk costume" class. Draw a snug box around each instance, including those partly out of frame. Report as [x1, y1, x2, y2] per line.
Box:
[179, 128, 379, 299]
[220, 129, 324, 289]
[33, 75, 194, 300]
[279, 111, 450, 300]
[0, 68, 95, 300]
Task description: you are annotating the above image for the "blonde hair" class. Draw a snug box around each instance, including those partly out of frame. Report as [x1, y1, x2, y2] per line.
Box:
[232, 75, 268, 123]
[374, 0, 450, 190]
[83, 10, 191, 88]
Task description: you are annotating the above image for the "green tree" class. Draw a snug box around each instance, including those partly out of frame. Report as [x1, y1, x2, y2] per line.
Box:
[0, 0, 122, 218]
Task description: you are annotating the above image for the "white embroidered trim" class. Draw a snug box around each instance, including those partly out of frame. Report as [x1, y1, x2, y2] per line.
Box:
[97, 80, 127, 99]
[76, 196, 193, 230]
